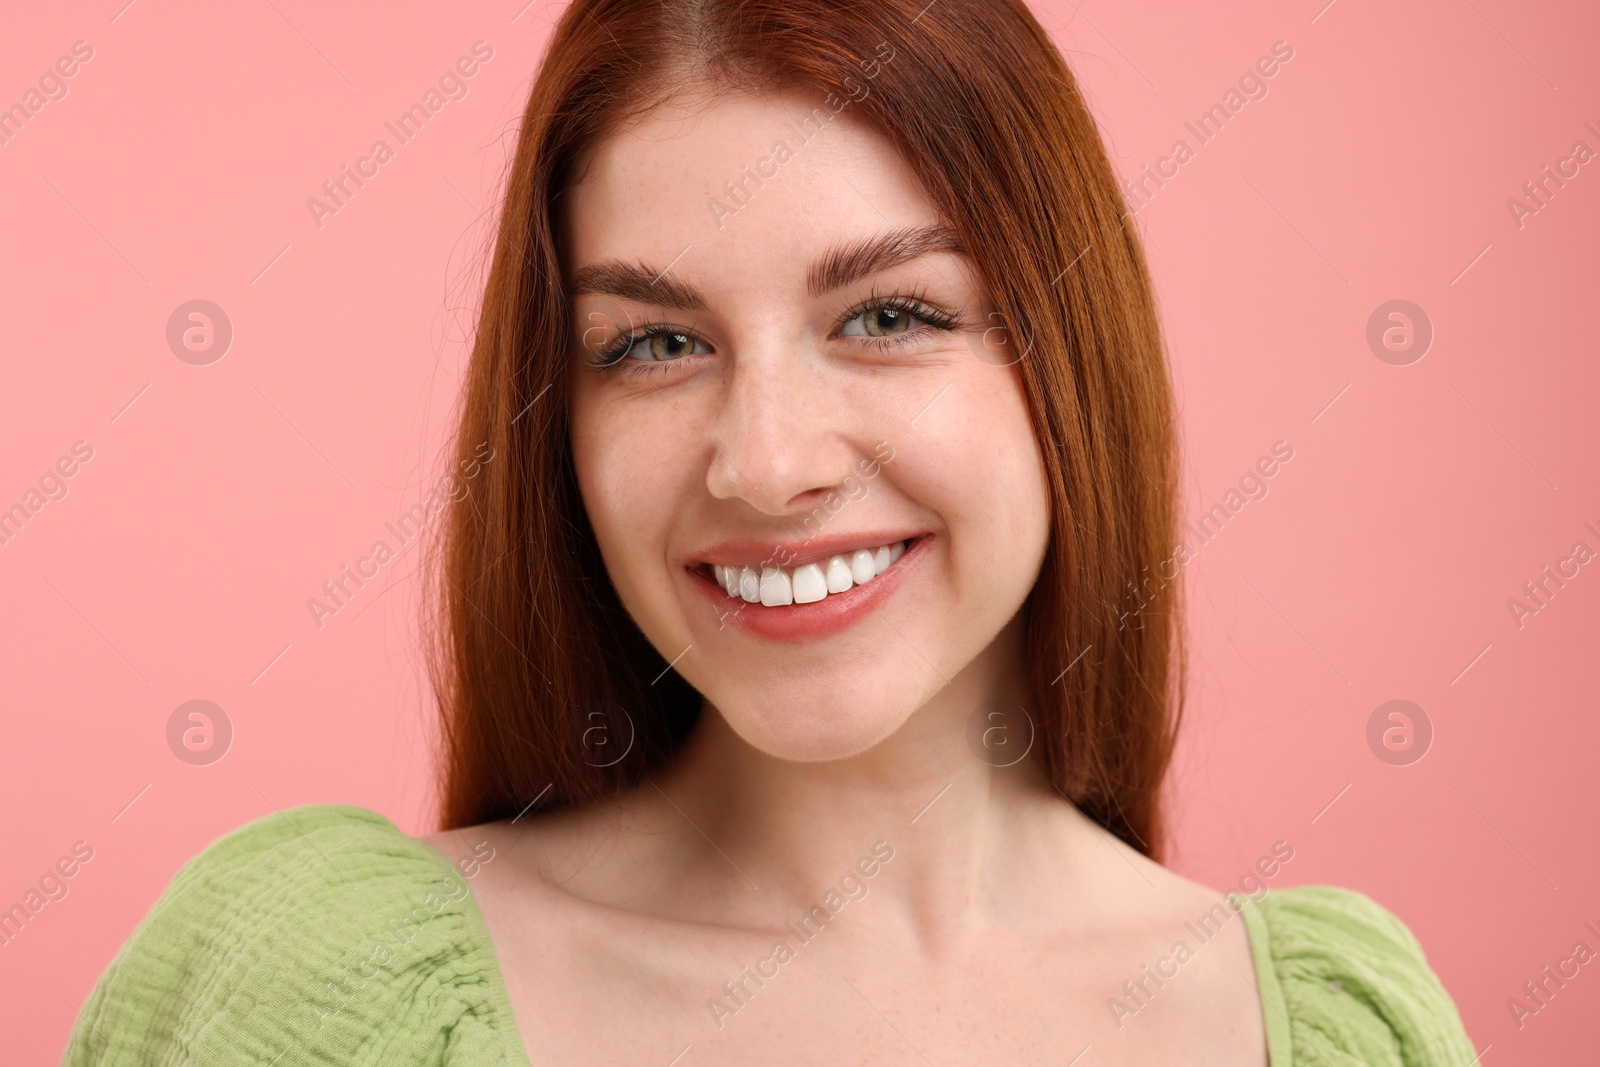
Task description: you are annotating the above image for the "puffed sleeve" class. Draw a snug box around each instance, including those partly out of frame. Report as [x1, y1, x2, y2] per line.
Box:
[1232, 884, 1479, 1067]
[59, 804, 526, 1067]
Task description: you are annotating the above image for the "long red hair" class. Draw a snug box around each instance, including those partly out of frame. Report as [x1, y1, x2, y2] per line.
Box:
[426, 0, 1185, 860]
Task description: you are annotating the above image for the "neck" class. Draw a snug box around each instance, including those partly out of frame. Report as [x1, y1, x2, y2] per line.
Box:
[631, 616, 1100, 953]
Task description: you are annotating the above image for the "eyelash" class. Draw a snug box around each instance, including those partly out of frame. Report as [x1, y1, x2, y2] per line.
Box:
[585, 287, 962, 375]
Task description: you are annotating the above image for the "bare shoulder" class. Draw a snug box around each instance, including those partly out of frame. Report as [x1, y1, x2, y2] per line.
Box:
[1052, 814, 1267, 1063]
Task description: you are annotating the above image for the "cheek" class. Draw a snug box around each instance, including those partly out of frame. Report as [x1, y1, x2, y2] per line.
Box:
[921, 369, 1050, 562]
[569, 383, 702, 605]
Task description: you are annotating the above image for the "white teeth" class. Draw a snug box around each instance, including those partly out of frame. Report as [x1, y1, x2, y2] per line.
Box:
[850, 549, 876, 585]
[711, 540, 912, 609]
[825, 555, 854, 593]
[791, 563, 827, 603]
[759, 566, 793, 606]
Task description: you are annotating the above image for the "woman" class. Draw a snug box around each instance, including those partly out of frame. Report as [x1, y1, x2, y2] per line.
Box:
[63, 0, 1477, 1063]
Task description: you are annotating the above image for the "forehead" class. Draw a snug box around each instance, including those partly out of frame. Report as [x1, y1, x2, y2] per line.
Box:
[563, 88, 942, 290]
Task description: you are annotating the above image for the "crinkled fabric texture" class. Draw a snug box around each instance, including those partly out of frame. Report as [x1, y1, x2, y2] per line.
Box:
[60, 805, 524, 1066]
[62, 804, 1476, 1066]
[1231, 885, 1478, 1065]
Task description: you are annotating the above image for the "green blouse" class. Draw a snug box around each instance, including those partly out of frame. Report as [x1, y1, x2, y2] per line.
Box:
[60, 804, 1477, 1065]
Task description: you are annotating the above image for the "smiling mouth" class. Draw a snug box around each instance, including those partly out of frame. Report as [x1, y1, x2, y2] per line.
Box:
[700, 538, 914, 607]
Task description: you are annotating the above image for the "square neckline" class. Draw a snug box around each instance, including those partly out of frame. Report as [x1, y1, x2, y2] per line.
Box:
[412, 824, 1292, 1066]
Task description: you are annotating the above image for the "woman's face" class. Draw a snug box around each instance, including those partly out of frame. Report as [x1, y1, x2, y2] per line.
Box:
[565, 87, 1051, 762]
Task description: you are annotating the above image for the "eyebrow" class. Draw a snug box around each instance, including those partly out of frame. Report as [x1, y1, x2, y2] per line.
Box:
[567, 223, 966, 310]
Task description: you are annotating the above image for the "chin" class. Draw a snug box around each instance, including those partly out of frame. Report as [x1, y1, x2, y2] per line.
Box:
[711, 678, 920, 763]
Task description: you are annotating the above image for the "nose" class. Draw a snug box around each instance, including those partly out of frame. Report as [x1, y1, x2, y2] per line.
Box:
[704, 347, 859, 517]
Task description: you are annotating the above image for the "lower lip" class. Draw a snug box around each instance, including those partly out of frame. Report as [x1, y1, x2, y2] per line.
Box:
[689, 536, 931, 642]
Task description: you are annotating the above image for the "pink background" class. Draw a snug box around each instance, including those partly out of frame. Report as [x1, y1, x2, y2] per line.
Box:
[2, 0, 1596, 1061]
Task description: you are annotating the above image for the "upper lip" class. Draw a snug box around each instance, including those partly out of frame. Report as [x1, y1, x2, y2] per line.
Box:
[690, 529, 929, 572]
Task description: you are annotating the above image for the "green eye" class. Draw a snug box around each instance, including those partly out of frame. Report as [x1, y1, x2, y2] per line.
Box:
[594, 326, 709, 368]
[646, 331, 695, 360]
[861, 307, 912, 337]
[839, 295, 959, 344]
